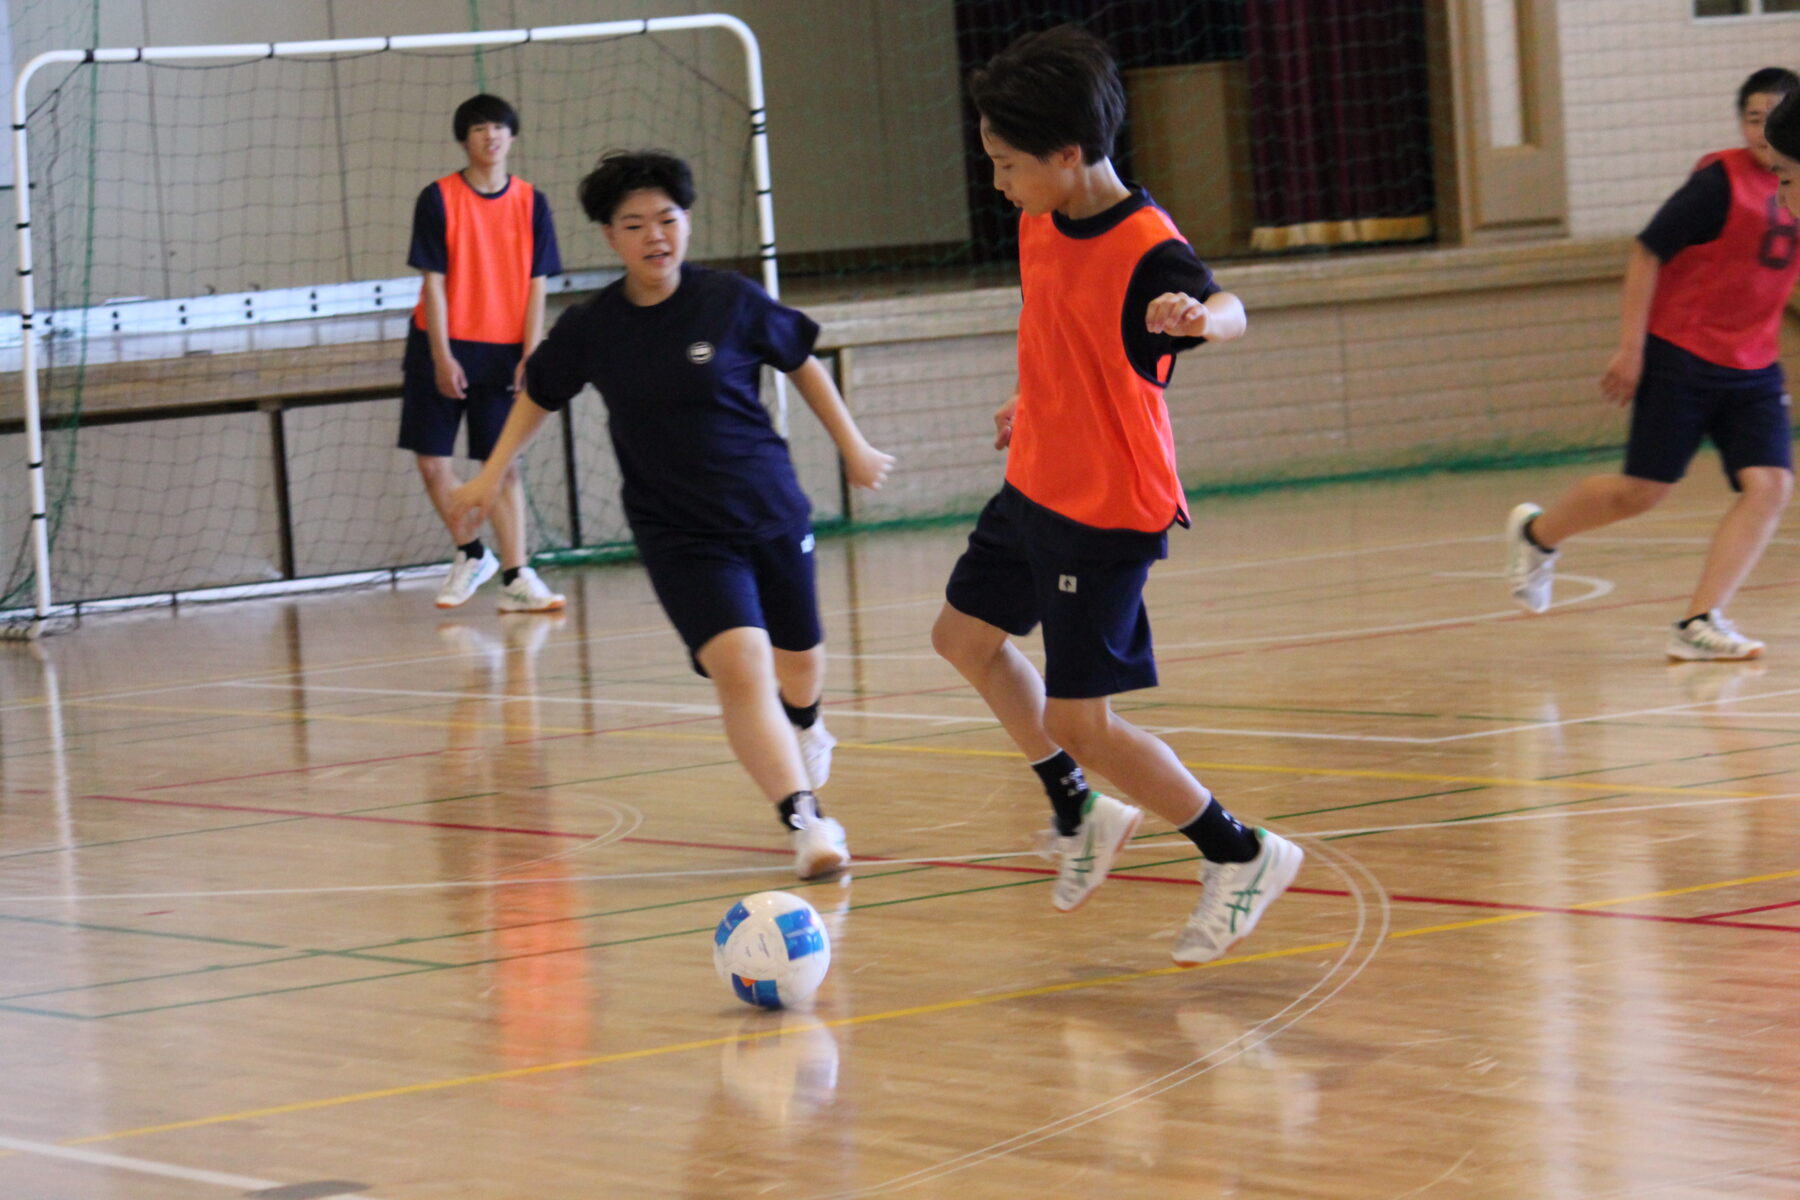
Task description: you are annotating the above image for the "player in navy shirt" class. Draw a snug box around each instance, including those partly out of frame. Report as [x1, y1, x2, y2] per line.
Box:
[1505, 68, 1800, 661]
[450, 151, 894, 878]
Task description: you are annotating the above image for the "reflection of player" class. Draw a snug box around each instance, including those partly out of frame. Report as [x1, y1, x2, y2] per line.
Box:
[453, 151, 894, 881]
[431, 614, 593, 1080]
[1506, 69, 1800, 661]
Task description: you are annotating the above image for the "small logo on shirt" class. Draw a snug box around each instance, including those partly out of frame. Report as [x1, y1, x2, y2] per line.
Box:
[687, 341, 715, 364]
[800, 533, 816, 554]
[1058, 574, 1078, 593]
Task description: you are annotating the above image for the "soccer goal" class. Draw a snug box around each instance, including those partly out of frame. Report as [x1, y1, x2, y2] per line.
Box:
[3, 15, 779, 635]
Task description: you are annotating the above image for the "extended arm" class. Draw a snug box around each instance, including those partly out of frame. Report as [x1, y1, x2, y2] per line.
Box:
[1146, 289, 1246, 342]
[448, 391, 555, 525]
[788, 356, 894, 490]
[515, 275, 550, 392]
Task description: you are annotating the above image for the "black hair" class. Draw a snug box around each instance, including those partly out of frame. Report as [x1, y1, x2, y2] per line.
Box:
[967, 24, 1124, 164]
[1738, 67, 1800, 112]
[576, 149, 697, 224]
[453, 93, 520, 141]
[1767, 90, 1800, 161]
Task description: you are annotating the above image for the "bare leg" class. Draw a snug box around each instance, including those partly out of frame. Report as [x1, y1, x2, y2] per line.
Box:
[696, 626, 810, 805]
[931, 603, 1058, 761]
[487, 463, 528, 571]
[1530, 473, 1673, 548]
[773, 643, 827, 712]
[1042, 697, 1208, 828]
[1687, 466, 1793, 615]
[417, 454, 479, 545]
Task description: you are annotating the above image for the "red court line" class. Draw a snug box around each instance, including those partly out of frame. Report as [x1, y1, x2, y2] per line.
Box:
[89, 794, 592, 840]
[1693, 898, 1800, 920]
[1285, 883, 1800, 933]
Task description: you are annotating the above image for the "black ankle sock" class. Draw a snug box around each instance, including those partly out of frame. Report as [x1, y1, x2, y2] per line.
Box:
[458, 538, 485, 560]
[777, 790, 820, 830]
[1521, 517, 1553, 554]
[1032, 750, 1090, 836]
[1680, 612, 1711, 628]
[502, 567, 520, 586]
[781, 694, 820, 730]
[1178, 799, 1260, 863]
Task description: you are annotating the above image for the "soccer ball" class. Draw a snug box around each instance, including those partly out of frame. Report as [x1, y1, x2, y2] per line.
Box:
[713, 890, 831, 1009]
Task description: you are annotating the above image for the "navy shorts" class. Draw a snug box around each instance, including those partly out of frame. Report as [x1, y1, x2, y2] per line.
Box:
[397, 373, 516, 461]
[1623, 346, 1792, 489]
[945, 492, 1158, 700]
[639, 526, 823, 675]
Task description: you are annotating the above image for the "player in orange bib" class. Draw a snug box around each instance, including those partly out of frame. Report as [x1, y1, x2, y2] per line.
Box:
[1505, 68, 1800, 660]
[399, 94, 565, 614]
[930, 26, 1303, 966]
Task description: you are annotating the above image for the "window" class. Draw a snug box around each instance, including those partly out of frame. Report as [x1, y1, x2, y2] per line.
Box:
[1696, 0, 1800, 16]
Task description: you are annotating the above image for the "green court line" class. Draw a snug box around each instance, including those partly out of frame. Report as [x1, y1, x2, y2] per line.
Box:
[1270, 785, 1491, 821]
[1322, 791, 1635, 840]
[1537, 736, 1800, 783]
[0, 813, 315, 861]
[353, 863, 936, 952]
[1679, 768, 1798, 787]
[0, 1001, 84, 1020]
[41, 861, 1076, 1019]
[0, 789, 506, 863]
[0, 913, 284, 949]
[0, 946, 456, 1004]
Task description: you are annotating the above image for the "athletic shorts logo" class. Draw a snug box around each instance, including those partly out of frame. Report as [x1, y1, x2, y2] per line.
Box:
[800, 533, 815, 553]
[687, 341, 715, 364]
[1058, 574, 1077, 593]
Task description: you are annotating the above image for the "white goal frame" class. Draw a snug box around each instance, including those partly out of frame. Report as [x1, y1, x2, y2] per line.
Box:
[7, 15, 780, 633]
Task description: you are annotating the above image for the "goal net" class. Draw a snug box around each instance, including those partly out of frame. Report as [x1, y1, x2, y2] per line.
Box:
[3, 17, 772, 622]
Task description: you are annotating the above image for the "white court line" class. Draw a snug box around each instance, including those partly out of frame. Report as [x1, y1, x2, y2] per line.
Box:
[1142, 685, 1800, 746]
[798, 837, 1391, 1200]
[0, 1133, 385, 1197]
[1152, 571, 1614, 651]
[1, 787, 1795, 905]
[217, 681, 983, 726]
[860, 571, 1616, 661]
[0, 530, 1571, 716]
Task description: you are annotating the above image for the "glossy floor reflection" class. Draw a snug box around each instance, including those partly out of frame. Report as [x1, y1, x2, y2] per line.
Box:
[1, 460, 1797, 1198]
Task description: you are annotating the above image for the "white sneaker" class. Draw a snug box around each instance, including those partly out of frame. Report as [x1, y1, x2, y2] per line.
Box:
[1172, 829, 1304, 966]
[795, 721, 836, 790]
[435, 547, 499, 609]
[1049, 792, 1142, 913]
[1667, 610, 1764, 661]
[789, 793, 849, 879]
[497, 566, 566, 613]
[1504, 503, 1557, 614]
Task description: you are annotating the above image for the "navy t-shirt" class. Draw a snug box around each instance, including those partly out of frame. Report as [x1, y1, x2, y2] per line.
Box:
[524, 265, 820, 540]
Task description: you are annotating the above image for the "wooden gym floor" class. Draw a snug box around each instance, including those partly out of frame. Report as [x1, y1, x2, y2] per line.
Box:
[1, 459, 1797, 1199]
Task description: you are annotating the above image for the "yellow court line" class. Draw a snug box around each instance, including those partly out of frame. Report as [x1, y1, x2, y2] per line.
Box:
[54, 864, 1797, 1149]
[1567, 868, 1800, 908]
[66, 938, 1346, 1147]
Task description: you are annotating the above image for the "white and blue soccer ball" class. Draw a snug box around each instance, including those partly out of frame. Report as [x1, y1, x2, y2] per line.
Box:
[714, 890, 831, 1009]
